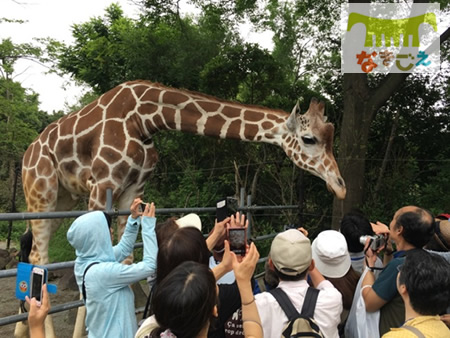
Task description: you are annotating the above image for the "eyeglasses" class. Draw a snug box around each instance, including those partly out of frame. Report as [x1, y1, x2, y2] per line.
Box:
[396, 264, 403, 273]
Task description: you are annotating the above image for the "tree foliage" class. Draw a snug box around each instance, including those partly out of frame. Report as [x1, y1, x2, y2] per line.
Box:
[1, 0, 449, 240]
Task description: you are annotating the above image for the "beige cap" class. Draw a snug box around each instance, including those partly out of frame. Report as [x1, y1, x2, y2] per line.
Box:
[270, 229, 312, 276]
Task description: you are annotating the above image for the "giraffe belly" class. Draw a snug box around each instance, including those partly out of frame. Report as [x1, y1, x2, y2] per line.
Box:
[57, 166, 91, 196]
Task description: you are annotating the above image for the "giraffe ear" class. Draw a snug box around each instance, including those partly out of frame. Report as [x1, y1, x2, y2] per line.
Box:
[286, 101, 300, 132]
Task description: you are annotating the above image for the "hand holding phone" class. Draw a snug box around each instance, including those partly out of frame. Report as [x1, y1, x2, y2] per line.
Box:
[139, 202, 147, 213]
[26, 283, 50, 331]
[216, 198, 228, 222]
[227, 228, 247, 256]
[30, 267, 46, 306]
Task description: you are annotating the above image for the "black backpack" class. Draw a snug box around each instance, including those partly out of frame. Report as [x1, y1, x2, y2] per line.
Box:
[269, 287, 323, 338]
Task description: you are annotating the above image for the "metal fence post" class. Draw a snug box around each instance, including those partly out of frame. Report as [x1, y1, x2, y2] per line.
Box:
[247, 193, 252, 237]
[106, 188, 113, 211]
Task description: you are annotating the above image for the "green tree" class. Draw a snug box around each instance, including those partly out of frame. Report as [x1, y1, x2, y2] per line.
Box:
[55, 4, 136, 93]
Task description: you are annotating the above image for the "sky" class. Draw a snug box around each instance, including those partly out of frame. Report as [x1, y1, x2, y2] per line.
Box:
[2, 0, 273, 113]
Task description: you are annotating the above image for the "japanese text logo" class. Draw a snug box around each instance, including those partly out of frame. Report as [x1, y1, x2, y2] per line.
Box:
[341, 3, 440, 74]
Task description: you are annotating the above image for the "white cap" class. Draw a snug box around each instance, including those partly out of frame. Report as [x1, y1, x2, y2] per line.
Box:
[175, 213, 202, 231]
[311, 230, 351, 278]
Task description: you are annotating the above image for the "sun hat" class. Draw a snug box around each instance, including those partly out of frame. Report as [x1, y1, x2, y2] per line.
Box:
[434, 219, 450, 251]
[311, 230, 351, 278]
[270, 229, 312, 276]
[175, 213, 202, 231]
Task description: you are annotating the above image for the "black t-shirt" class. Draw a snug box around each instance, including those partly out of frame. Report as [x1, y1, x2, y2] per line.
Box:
[208, 282, 241, 338]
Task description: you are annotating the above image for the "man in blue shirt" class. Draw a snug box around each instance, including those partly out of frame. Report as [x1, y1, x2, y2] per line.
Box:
[362, 206, 435, 335]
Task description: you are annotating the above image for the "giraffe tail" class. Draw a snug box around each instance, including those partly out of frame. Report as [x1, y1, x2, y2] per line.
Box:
[19, 227, 33, 263]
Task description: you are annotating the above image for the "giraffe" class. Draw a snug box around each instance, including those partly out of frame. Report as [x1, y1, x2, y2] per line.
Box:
[18, 80, 346, 337]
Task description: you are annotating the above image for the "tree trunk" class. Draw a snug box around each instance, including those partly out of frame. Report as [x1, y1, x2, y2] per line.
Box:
[373, 110, 400, 196]
[332, 73, 374, 229]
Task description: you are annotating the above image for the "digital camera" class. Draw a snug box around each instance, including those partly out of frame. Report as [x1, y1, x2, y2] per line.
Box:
[360, 234, 386, 251]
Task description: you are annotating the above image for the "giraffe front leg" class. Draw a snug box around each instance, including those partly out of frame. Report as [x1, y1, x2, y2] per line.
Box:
[28, 219, 53, 266]
[14, 307, 29, 338]
[72, 297, 86, 338]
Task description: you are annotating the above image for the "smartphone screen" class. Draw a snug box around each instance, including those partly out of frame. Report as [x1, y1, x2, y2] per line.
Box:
[31, 268, 45, 302]
[228, 228, 246, 256]
[216, 199, 228, 222]
[139, 203, 146, 213]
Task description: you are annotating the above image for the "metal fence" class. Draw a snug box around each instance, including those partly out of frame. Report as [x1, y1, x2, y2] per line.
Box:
[0, 188, 299, 326]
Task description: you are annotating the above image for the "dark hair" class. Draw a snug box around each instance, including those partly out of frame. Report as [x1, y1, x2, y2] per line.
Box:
[156, 227, 211, 284]
[340, 210, 374, 253]
[155, 217, 180, 246]
[327, 267, 360, 310]
[264, 260, 279, 288]
[398, 249, 450, 315]
[151, 261, 217, 338]
[273, 266, 308, 281]
[395, 208, 435, 248]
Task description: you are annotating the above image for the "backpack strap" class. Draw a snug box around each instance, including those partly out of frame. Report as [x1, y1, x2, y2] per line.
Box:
[82, 262, 99, 303]
[402, 325, 426, 338]
[300, 287, 320, 318]
[269, 288, 300, 321]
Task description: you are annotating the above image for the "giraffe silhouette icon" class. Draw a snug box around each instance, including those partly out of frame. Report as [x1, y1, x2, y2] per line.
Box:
[347, 12, 437, 47]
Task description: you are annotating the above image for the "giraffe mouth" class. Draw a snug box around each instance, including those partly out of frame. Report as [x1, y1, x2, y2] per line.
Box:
[327, 183, 346, 200]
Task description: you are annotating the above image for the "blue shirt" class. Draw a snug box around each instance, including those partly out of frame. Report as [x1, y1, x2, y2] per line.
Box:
[67, 211, 158, 338]
[372, 251, 406, 302]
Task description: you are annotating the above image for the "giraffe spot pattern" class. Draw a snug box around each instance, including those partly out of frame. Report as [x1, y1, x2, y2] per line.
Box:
[204, 114, 227, 137]
[226, 120, 242, 139]
[76, 124, 102, 166]
[75, 107, 103, 135]
[197, 101, 221, 112]
[104, 120, 126, 150]
[163, 91, 190, 106]
[244, 110, 265, 122]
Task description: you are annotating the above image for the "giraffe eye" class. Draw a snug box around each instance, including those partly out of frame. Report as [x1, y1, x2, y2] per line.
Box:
[301, 136, 316, 145]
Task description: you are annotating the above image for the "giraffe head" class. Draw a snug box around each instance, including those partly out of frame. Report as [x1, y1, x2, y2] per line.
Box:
[283, 98, 346, 199]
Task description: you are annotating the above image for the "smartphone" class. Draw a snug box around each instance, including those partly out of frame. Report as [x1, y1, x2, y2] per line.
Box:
[30, 267, 46, 306]
[216, 198, 228, 222]
[228, 228, 247, 256]
[139, 202, 147, 213]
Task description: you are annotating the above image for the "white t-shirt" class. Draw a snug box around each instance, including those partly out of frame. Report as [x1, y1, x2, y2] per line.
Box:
[255, 279, 343, 338]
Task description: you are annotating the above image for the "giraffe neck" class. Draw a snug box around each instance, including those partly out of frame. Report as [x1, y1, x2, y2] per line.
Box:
[129, 82, 289, 147]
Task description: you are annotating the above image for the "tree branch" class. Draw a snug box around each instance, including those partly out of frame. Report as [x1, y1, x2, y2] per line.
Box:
[369, 23, 450, 116]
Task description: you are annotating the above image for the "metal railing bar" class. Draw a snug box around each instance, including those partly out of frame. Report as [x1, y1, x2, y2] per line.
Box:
[0, 205, 298, 222]
[0, 300, 85, 326]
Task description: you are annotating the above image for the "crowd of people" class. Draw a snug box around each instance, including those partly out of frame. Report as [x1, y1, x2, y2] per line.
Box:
[25, 200, 450, 338]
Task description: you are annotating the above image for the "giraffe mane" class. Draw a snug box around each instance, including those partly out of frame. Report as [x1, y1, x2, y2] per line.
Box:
[131, 80, 290, 117]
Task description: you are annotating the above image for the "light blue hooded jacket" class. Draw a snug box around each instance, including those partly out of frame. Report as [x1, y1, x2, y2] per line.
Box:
[67, 211, 157, 338]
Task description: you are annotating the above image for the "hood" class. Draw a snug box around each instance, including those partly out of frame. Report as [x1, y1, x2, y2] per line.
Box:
[67, 211, 115, 286]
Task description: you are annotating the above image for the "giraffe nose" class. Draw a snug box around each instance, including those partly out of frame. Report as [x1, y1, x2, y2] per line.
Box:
[337, 177, 345, 187]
